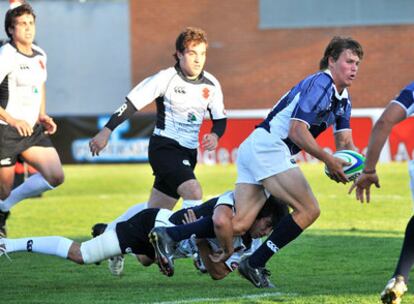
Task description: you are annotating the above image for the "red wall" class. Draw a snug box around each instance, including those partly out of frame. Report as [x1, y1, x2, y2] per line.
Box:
[130, 0, 414, 110]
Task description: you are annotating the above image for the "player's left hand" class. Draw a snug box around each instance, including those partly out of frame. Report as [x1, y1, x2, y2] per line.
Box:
[38, 114, 57, 135]
[202, 133, 219, 151]
[348, 172, 380, 203]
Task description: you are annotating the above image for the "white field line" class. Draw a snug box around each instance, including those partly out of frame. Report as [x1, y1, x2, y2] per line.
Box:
[146, 291, 296, 304]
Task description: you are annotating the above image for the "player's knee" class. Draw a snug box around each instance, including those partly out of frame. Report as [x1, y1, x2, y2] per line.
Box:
[47, 172, 65, 187]
[67, 244, 85, 264]
[304, 203, 320, 223]
[178, 180, 202, 200]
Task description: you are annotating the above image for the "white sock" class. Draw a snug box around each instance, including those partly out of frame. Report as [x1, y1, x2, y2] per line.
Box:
[0, 173, 54, 212]
[182, 199, 203, 209]
[106, 202, 148, 231]
[3, 236, 73, 259]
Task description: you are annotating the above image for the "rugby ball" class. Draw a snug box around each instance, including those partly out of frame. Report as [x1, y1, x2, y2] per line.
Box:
[324, 150, 365, 182]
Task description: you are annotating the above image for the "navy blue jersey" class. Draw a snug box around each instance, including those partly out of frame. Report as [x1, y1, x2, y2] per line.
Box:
[392, 82, 414, 116]
[258, 70, 352, 155]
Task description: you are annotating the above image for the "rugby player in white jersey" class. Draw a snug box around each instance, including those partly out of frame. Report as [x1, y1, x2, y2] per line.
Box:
[200, 36, 363, 288]
[0, 1, 64, 237]
[0, 192, 287, 283]
[89, 27, 226, 212]
[350, 82, 414, 304]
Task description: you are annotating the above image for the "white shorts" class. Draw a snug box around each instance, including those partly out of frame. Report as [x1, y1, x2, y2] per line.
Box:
[236, 128, 297, 184]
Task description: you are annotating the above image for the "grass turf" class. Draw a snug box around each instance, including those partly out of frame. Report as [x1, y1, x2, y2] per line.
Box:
[1, 162, 413, 304]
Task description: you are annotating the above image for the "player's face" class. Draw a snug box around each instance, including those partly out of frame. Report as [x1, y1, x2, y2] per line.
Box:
[178, 42, 207, 80]
[11, 13, 36, 47]
[249, 217, 273, 239]
[329, 49, 361, 93]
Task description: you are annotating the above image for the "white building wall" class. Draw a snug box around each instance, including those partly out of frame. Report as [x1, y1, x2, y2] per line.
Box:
[0, 0, 131, 115]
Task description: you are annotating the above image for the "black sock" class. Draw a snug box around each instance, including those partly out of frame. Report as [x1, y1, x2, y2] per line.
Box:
[393, 215, 414, 281]
[249, 214, 303, 268]
[166, 216, 215, 242]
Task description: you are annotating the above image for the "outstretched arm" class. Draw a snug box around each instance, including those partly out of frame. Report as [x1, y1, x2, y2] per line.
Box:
[349, 103, 406, 202]
[89, 100, 137, 156]
[289, 120, 349, 183]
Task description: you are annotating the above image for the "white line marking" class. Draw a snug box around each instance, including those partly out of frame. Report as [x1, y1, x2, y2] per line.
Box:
[146, 291, 296, 304]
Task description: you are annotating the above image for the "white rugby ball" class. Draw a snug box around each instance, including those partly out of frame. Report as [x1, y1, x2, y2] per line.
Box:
[324, 150, 365, 182]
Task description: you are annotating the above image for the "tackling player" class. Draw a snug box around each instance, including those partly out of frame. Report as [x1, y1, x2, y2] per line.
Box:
[89, 27, 226, 211]
[349, 82, 414, 304]
[0, 1, 64, 237]
[0, 192, 287, 283]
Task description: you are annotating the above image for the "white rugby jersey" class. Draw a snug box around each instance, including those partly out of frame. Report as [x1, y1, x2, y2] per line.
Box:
[392, 82, 414, 116]
[0, 42, 47, 127]
[126, 65, 226, 149]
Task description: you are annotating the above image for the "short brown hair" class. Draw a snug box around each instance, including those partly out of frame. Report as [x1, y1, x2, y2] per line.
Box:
[4, 3, 36, 39]
[173, 27, 208, 62]
[257, 195, 289, 226]
[319, 36, 363, 70]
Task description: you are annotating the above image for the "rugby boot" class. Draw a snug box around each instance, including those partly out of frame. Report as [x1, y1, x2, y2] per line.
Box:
[149, 227, 176, 277]
[381, 275, 407, 304]
[238, 257, 275, 288]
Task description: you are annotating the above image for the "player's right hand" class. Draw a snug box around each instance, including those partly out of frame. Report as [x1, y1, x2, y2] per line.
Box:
[348, 172, 380, 203]
[9, 118, 33, 137]
[89, 127, 111, 156]
[325, 155, 350, 184]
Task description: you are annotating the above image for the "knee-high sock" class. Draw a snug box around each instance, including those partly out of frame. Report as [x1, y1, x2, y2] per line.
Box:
[249, 214, 303, 268]
[182, 199, 203, 209]
[393, 216, 414, 281]
[0, 174, 53, 212]
[166, 216, 215, 241]
[3, 236, 73, 259]
[106, 202, 148, 231]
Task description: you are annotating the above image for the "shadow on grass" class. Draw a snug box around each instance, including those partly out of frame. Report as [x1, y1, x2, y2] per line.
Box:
[0, 233, 411, 304]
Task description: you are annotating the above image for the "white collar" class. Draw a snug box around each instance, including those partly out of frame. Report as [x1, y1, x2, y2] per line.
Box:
[323, 69, 349, 100]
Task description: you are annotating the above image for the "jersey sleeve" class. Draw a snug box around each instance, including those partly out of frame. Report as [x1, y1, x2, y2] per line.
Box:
[126, 68, 172, 111]
[392, 84, 414, 116]
[291, 77, 331, 128]
[207, 75, 226, 120]
[0, 47, 14, 84]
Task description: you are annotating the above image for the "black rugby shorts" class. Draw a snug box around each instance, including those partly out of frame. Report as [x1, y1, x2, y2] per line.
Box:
[148, 135, 197, 199]
[0, 123, 53, 167]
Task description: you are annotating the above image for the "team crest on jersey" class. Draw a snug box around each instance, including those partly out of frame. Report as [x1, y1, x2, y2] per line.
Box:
[187, 112, 197, 123]
[202, 87, 210, 99]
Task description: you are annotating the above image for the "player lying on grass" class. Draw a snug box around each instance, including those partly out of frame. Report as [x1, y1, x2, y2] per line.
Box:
[0, 192, 288, 282]
[149, 191, 290, 286]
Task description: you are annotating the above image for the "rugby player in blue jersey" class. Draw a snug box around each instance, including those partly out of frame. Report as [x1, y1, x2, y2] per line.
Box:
[350, 82, 414, 304]
[226, 36, 363, 287]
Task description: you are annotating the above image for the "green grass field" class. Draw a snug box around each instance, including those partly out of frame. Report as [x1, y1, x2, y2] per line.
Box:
[1, 163, 413, 304]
